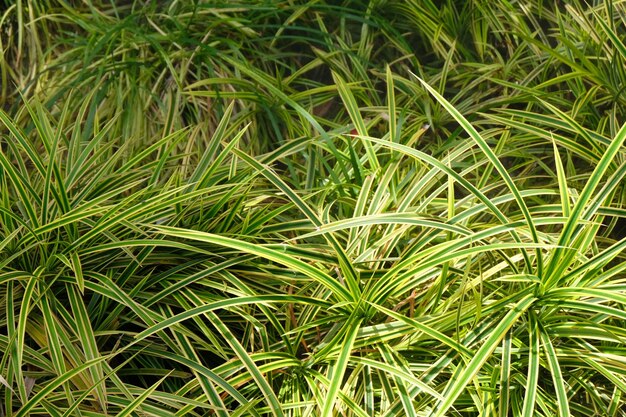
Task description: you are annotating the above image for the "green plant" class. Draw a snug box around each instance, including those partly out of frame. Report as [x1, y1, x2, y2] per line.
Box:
[1, 1, 626, 416]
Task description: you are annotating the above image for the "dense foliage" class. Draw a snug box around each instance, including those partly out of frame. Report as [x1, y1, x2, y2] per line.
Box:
[1, 1, 626, 416]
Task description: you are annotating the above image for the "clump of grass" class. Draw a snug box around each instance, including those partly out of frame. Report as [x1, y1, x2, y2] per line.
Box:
[1, 1, 626, 416]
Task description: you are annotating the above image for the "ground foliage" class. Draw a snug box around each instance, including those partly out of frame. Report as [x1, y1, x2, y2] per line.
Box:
[1, 0, 626, 416]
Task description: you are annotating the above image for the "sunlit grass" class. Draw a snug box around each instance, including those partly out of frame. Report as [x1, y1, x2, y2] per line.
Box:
[1, 1, 625, 416]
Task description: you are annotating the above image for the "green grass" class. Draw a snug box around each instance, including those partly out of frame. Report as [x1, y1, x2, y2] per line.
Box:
[1, 0, 626, 416]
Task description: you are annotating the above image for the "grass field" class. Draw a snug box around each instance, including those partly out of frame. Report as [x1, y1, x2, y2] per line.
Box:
[1, 1, 626, 416]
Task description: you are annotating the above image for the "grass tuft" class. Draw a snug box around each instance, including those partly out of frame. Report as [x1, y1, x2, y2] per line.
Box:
[1, 1, 626, 416]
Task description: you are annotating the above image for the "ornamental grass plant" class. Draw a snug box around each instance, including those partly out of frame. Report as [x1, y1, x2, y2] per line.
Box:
[1, 1, 626, 416]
